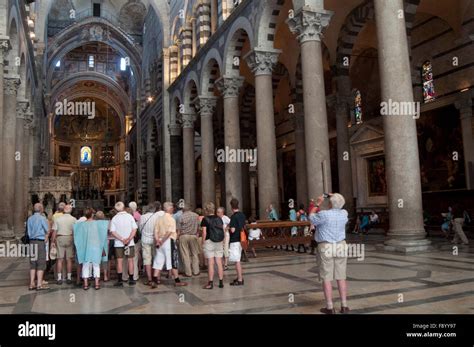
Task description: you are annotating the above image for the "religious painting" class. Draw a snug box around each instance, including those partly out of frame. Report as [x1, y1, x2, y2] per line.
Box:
[102, 170, 114, 190]
[80, 146, 92, 165]
[58, 145, 71, 164]
[367, 156, 387, 197]
[417, 105, 465, 191]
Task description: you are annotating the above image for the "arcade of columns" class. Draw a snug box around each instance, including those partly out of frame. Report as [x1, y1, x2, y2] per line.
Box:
[163, 0, 432, 252]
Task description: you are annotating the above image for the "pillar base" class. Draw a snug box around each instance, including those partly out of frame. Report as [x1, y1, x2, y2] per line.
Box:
[0, 227, 15, 242]
[382, 238, 432, 253]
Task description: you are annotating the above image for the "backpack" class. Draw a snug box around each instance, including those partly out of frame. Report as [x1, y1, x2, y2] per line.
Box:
[205, 216, 224, 242]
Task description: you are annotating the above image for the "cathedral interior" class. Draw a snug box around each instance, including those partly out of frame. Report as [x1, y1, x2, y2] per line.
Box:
[0, 0, 472, 316]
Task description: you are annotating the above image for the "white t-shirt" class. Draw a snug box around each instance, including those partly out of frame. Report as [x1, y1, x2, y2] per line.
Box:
[221, 215, 231, 231]
[249, 227, 262, 241]
[110, 212, 138, 247]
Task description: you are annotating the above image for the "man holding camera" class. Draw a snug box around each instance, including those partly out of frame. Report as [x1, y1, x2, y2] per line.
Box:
[309, 193, 350, 314]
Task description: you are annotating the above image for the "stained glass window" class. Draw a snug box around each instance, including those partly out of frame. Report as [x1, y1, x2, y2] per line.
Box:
[354, 89, 363, 125]
[80, 146, 92, 165]
[422, 61, 435, 103]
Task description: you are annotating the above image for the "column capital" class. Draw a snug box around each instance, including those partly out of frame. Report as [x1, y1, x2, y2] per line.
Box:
[16, 100, 29, 118]
[193, 95, 218, 116]
[168, 122, 182, 136]
[287, 7, 333, 44]
[4, 76, 20, 95]
[215, 75, 244, 98]
[179, 112, 196, 129]
[0, 36, 10, 62]
[244, 48, 281, 76]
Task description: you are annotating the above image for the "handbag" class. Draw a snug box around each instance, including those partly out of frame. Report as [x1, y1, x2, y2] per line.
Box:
[21, 223, 29, 244]
[49, 244, 57, 260]
[240, 228, 249, 250]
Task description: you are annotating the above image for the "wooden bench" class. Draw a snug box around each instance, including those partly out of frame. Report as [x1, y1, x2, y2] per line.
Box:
[246, 221, 312, 249]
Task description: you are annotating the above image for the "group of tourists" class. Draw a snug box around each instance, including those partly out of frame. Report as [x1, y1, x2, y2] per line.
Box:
[26, 198, 248, 292]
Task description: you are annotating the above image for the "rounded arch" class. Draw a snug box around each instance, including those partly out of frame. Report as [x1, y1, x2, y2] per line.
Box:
[223, 18, 255, 76]
[201, 50, 223, 95]
[45, 20, 142, 91]
[42, 0, 171, 47]
[50, 72, 131, 113]
[254, 0, 288, 49]
[7, 15, 19, 76]
[183, 75, 199, 113]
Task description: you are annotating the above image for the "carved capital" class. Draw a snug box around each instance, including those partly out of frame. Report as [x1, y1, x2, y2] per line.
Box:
[287, 8, 333, 44]
[169, 122, 182, 136]
[244, 49, 281, 76]
[17, 100, 29, 119]
[0, 36, 10, 61]
[178, 112, 196, 129]
[215, 76, 244, 98]
[194, 95, 218, 116]
[4, 77, 20, 95]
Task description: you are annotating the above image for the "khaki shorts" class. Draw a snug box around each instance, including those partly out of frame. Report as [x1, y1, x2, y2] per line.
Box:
[115, 246, 135, 259]
[56, 235, 74, 259]
[229, 242, 242, 263]
[142, 243, 156, 266]
[318, 241, 348, 281]
[203, 239, 224, 259]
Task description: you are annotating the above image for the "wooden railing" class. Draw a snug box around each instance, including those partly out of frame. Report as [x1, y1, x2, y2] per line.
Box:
[246, 221, 312, 248]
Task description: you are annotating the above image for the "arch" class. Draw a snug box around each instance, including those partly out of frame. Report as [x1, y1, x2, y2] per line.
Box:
[7, 15, 19, 76]
[50, 72, 131, 115]
[45, 19, 142, 90]
[223, 17, 254, 76]
[254, 0, 288, 49]
[183, 75, 200, 113]
[200, 50, 223, 96]
[42, 0, 171, 47]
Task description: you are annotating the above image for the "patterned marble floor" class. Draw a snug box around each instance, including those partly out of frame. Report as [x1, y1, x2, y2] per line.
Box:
[0, 234, 472, 314]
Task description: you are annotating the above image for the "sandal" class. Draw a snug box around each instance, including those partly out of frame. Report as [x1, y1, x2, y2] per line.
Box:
[95, 285, 101, 290]
[83, 285, 89, 291]
[203, 281, 214, 290]
[28, 286, 35, 291]
[230, 279, 244, 286]
[36, 286, 50, 291]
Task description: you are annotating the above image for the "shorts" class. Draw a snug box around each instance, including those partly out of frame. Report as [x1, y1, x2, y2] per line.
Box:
[229, 242, 242, 263]
[317, 241, 348, 281]
[30, 240, 47, 271]
[56, 235, 74, 259]
[223, 231, 230, 258]
[203, 239, 224, 259]
[142, 243, 156, 266]
[115, 246, 135, 259]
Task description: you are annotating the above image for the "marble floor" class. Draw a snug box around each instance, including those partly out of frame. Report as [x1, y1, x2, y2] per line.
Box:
[0, 234, 472, 314]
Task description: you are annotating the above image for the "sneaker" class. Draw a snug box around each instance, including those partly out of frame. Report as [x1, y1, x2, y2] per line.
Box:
[340, 306, 351, 314]
[128, 279, 136, 286]
[114, 281, 124, 287]
[66, 279, 72, 285]
[151, 281, 157, 289]
[57, 279, 63, 285]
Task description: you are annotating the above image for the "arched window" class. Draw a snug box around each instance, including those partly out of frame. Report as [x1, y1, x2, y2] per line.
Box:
[354, 89, 363, 125]
[422, 61, 435, 103]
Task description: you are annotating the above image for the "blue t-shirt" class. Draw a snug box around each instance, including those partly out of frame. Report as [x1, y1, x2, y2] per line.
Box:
[27, 213, 49, 240]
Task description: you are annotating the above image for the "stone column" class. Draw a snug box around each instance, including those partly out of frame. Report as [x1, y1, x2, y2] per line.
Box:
[181, 113, 196, 209]
[293, 103, 308, 207]
[245, 49, 280, 218]
[455, 93, 474, 189]
[0, 37, 10, 232]
[288, 7, 333, 200]
[196, 95, 217, 206]
[241, 161, 251, 217]
[146, 150, 156, 203]
[329, 81, 355, 216]
[1, 76, 20, 238]
[216, 76, 244, 213]
[13, 101, 28, 235]
[249, 172, 257, 218]
[169, 123, 183, 202]
[374, 0, 430, 252]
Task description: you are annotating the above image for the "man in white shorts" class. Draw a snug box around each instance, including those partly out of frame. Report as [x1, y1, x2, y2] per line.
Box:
[228, 198, 246, 286]
[152, 202, 188, 288]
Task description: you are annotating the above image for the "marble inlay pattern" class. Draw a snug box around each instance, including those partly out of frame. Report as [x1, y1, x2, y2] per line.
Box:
[0, 235, 472, 314]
